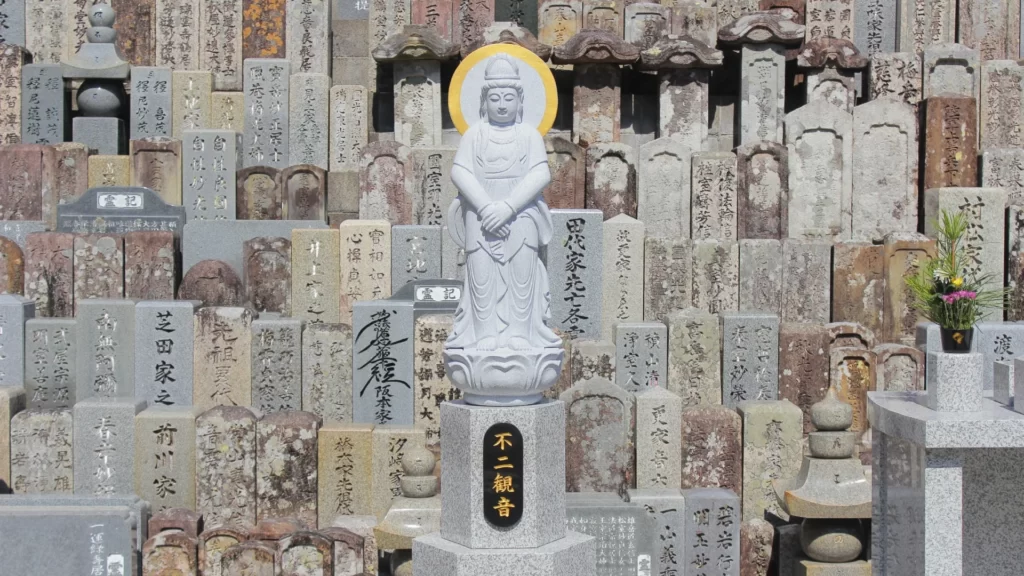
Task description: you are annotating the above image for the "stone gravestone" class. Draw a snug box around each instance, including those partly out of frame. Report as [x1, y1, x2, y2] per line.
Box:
[25, 318, 76, 409]
[318, 424, 373, 525]
[73, 397, 146, 495]
[243, 237, 292, 314]
[564, 494, 658, 576]
[736, 142, 787, 239]
[179, 259, 243, 307]
[88, 155, 130, 188]
[0, 144, 56, 221]
[289, 73, 331, 169]
[134, 301, 197, 407]
[625, 489, 686, 576]
[882, 233, 934, 344]
[539, 0, 582, 47]
[236, 166, 284, 220]
[9, 408, 73, 493]
[256, 411, 320, 526]
[0, 505, 136, 574]
[637, 137, 691, 240]
[874, 343, 924, 392]
[283, 164, 327, 220]
[243, 0, 286, 60]
[243, 58, 291, 169]
[549, 209, 603, 340]
[982, 148, 1024, 206]
[851, 97, 918, 242]
[720, 312, 779, 408]
[923, 95, 977, 189]
[280, 532, 334, 576]
[181, 219, 327, 280]
[134, 406, 200, 511]
[211, 91, 244, 132]
[359, 141, 415, 224]
[413, 0, 455, 40]
[352, 300, 414, 426]
[736, 399, 802, 521]
[980, 60, 1024, 150]
[142, 531, 199, 575]
[199, 527, 249, 576]
[738, 239, 782, 315]
[666, 308, 720, 407]
[24, 232, 74, 318]
[869, 52, 922, 107]
[601, 214, 644, 339]
[155, 0, 200, 69]
[739, 44, 787, 145]
[544, 136, 585, 209]
[635, 386, 681, 489]
[391, 225, 441, 293]
[561, 376, 636, 493]
[691, 151, 738, 240]
[975, 322, 1024, 390]
[0, 236, 23, 295]
[0, 44, 25, 145]
[780, 240, 831, 323]
[569, 339, 615, 390]
[585, 143, 637, 220]
[21, 64, 66, 145]
[784, 100, 853, 240]
[330, 85, 369, 172]
[338, 219, 392, 323]
[614, 322, 668, 392]
[182, 130, 241, 221]
[53, 143, 89, 211]
[172, 70, 212, 139]
[393, 61, 443, 149]
[897, 0, 953, 53]
[201, 0, 243, 90]
[124, 231, 176, 300]
[130, 67, 172, 140]
[251, 317, 303, 412]
[196, 405, 258, 529]
[690, 240, 739, 315]
[411, 147, 457, 225]
[413, 314, 457, 448]
[291, 228, 342, 324]
[130, 137, 182, 205]
[76, 298, 135, 400]
[680, 405, 742, 493]
[370, 426, 426, 520]
[193, 307, 253, 411]
[922, 43, 979, 100]
[643, 237, 691, 322]
[829, 347, 876, 435]
[57, 187, 186, 237]
[959, 0, 1018, 61]
[681, 488, 741, 576]
[302, 323, 353, 423]
[832, 242, 884, 334]
[25, 0, 65, 65]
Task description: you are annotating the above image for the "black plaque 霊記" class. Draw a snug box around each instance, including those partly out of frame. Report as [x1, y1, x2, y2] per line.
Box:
[483, 422, 524, 528]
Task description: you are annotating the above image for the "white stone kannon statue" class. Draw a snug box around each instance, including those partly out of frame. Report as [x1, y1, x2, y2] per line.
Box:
[443, 53, 564, 406]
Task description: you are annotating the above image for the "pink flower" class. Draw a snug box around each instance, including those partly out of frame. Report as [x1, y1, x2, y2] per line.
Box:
[941, 291, 977, 304]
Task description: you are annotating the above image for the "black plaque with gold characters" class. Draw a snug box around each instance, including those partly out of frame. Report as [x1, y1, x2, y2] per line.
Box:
[482, 422, 524, 528]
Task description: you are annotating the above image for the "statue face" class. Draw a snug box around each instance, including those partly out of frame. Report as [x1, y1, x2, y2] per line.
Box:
[485, 87, 520, 124]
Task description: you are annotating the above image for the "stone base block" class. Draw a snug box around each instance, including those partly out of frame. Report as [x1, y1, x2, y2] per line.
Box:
[412, 531, 595, 576]
[796, 559, 871, 575]
[440, 400, 565, 549]
[73, 117, 125, 155]
[925, 352, 982, 412]
[994, 361, 1013, 405]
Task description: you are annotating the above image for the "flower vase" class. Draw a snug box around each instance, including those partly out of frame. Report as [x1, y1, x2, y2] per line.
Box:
[939, 327, 973, 353]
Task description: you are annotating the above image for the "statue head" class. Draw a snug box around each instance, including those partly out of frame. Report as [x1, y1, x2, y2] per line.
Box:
[479, 54, 524, 126]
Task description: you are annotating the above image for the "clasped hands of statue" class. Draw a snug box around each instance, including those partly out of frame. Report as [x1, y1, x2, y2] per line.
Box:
[478, 200, 516, 238]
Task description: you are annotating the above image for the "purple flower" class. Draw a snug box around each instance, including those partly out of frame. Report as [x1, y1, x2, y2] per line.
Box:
[940, 291, 977, 304]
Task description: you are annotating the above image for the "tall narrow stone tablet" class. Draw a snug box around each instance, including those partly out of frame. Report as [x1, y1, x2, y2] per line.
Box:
[289, 73, 330, 169]
[832, 242, 884, 334]
[339, 219, 392, 323]
[0, 386, 22, 488]
[10, 408, 73, 493]
[736, 399, 801, 521]
[736, 142, 787, 240]
[72, 234, 124, 308]
[211, 92, 244, 132]
[721, 312, 779, 408]
[665, 308, 720, 406]
[740, 45, 786, 145]
[923, 95, 977, 189]
[680, 408, 741, 497]
[291, 228, 342, 324]
[922, 43, 979, 100]
[201, 0, 243, 90]
[982, 148, 1024, 205]
[130, 137, 183, 205]
[691, 239, 739, 315]
[615, 322, 668, 391]
[1007, 208, 1024, 320]
[236, 166, 283, 219]
[635, 387, 681, 489]
[585, 143, 636, 220]
[25, 318, 76, 409]
[549, 209, 604, 340]
[625, 489, 685, 576]
[53, 143, 89, 210]
[135, 406, 199, 511]
[135, 301, 197, 407]
[829, 347, 876, 433]
[778, 322, 829, 433]
[0, 45, 23, 145]
[283, 163, 327, 219]
[785, 100, 853, 240]
[738, 239, 782, 315]
[855, 0, 895, 55]
[644, 237, 691, 322]
[73, 397, 146, 496]
[681, 488, 740, 574]
[391, 225, 441, 292]
[413, 314, 456, 447]
[780, 240, 831, 323]
[896, 0, 952, 53]
[243, 59, 291, 169]
[958, 0, 1018, 61]
[318, 424, 373, 524]
[330, 85, 369, 172]
[658, 66, 710, 150]
[869, 52, 922, 106]
[582, 0, 621, 35]
[24, 232, 73, 318]
[124, 231, 176, 300]
[624, 2, 667, 48]
[183, 129, 240, 221]
[359, 141, 414, 224]
[851, 98, 918, 242]
[172, 70, 212, 139]
[130, 67, 172, 140]
[411, 147, 457, 225]
[242, 0, 286, 60]
[413, 0, 455, 40]
[25, 0, 66, 64]
[458, 0, 495, 53]
[804, 0, 852, 41]
[252, 318, 303, 412]
[538, 0, 582, 47]
[156, 0, 201, 69]
[691, 151, 738, 240]
[601, 214, 644, 338]
[21, 64, 65, 146]
[87, 155, 130, 188]
[256, 410, 320, 525]
[76, 298, 135, 400]
[112, 0, 153, 64]
[196, 405, 257, 529]
[393, 60, 442, 149]
[370, 426, 424, 521]
[301, 323, 352, 422]
[980, 60, 1024, 150]
[0, 144, 56, 221]
[568, 339, 615, 389]
[638, 137, 692, 239]
[193, 307, 253, 411]
[925, 188, 1006, 307]
[352, 300, 414, 426]
[0, 237, 23, 296]
[369, 0, 411, 56]
[874, 343, 924, 392]
[561, 377, 636, 493]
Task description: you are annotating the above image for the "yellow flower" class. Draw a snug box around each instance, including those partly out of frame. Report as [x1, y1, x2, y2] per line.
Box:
[951, 277, 964, 288]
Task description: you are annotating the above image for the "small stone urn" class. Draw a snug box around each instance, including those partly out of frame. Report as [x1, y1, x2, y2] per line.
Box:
[375, 446, 442, 575]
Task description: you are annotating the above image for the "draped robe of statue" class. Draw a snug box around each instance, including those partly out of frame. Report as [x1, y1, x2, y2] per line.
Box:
[446, 120, 562, 351]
